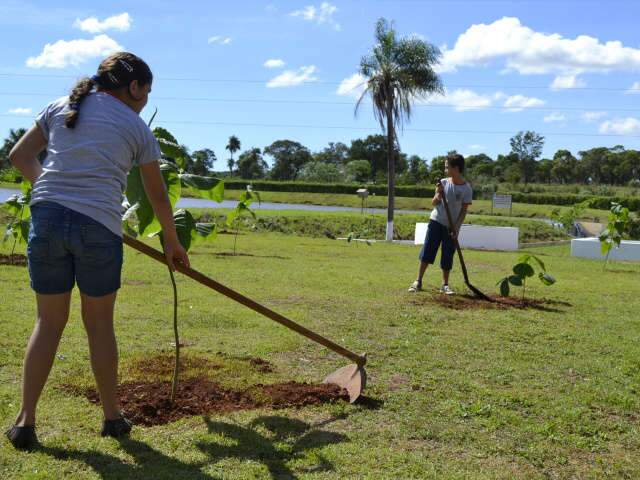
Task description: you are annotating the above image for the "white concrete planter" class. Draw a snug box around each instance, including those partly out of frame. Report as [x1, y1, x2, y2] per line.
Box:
[571, 237, 640, 262]
[414, 223, 519, 251]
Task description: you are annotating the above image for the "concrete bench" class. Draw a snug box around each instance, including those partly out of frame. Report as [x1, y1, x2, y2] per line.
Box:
[414, 223, 519, 251]
[571, 237, 640, 262]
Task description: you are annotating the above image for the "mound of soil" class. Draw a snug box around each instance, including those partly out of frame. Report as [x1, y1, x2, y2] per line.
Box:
[66, 378, 348, 426]
[0, 253, 27, 266]
[412, 293, 571, 312]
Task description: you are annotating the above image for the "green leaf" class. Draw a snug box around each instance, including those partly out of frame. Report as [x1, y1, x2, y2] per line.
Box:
[513, 262, 535, 278]
[123, 221, 138, 238]
[173, 209, 197, 252]
[539, 272, 556, 286]
[347, 232, 354, 243]
[153, 127, 189, 169]
[517, 254, 531, 265]
[179, 174, 224, 202]
[498, 278, 510, 297]
[600, 239, 612, 256]
[508, 275, 523, 286]
[530, 255, 546, 272]
[195, 222, 217, 242]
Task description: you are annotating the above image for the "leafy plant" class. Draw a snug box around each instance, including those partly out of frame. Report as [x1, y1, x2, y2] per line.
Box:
[2, 181, 32, 262]
[497, 254, 555, 300]
[123, 123, 225, 404]
[599, 202, 634, 268]
[550, 200, 590, 235]
[225, 187, 260, 255]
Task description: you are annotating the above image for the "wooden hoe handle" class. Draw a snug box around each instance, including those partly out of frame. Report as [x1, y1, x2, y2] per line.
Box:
[123, 235, 366, 366]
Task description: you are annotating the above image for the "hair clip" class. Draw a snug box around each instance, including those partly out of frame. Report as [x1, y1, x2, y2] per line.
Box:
[118, 59, 134, 72]
[107, 72, 120, 85]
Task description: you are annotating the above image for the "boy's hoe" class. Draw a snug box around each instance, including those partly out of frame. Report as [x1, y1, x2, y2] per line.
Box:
[438, 180, 494, 302]
[123, 235, 367, 403]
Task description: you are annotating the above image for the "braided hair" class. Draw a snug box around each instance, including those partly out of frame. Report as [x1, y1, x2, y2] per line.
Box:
[65, 52, 153, 128]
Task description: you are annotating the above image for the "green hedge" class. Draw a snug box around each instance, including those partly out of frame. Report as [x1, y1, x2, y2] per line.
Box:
[224, 179, 640, 210]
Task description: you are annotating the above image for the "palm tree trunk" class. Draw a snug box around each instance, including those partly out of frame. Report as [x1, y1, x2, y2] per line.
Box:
[385, 97, 395, 242]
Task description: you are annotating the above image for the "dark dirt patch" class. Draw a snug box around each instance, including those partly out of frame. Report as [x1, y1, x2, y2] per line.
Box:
[411, 293, 571, 312]
[65, 378, 348, 426]
[0, 253, 27, 266]
[250, 357, 275, 373]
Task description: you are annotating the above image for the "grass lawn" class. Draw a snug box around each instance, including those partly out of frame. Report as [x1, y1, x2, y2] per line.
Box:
[2, 230, 640, 479]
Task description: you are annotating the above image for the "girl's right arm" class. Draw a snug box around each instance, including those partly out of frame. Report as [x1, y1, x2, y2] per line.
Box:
[139, 161, 190, 271]
[9, 124, 46, 184]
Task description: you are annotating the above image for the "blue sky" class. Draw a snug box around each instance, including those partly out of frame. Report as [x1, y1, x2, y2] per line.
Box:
[1, 0, 640, 168]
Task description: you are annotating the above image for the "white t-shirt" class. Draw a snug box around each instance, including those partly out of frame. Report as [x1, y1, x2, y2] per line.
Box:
[430, 178, 473, 229]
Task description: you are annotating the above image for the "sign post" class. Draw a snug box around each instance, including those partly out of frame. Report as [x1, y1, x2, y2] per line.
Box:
[492, 194, 513, 216]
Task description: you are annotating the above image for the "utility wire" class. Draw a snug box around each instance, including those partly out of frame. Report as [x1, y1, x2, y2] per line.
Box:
[0, 72, 636, 92]
[1, 113, 636, 138]
[0, 91, 636, 113]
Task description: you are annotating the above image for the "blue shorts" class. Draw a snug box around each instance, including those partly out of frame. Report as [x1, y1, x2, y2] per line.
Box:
[27, 201, 123, 297]
[419, 220, 455, 271]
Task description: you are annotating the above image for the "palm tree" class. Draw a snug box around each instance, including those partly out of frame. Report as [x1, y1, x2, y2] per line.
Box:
[226, 135, 241, 176]
[356, 19, 443, 241]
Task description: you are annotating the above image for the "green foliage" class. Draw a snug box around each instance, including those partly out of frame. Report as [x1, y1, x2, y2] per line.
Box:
[497, 253, 556, 299]
[297, 161, 343, 183]
[599, 202, 635, 264]
[550, 200, 590, 234]
[2, 181, 32, 247]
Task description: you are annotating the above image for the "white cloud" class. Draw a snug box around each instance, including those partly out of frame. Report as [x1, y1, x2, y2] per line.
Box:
[26, 34, 123, 69]
[8, 107, 32, 115]
[438, 17, 640, 77]
[503, 94, 545, 112]
[599, 117, 640, 135]
[425, 89, 499, 111]
[208, 36, 232, 45]
[267, 65, 318, 87]
[264, 58, 285, 69]
[543, 112, 566, 123]
[468, 144, 485, 150]
[336, 73, 367, 98]
[73, 13, 131, 33]
[626, 81, 640, 94]
[550, 74, 586, 90]
[582, 111, 607, 122]
[289, 2, 340, 31]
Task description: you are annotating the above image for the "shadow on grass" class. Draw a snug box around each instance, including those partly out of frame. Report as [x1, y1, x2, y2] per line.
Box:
[40, 414, 349, 480]
[196, 414, 349, 479]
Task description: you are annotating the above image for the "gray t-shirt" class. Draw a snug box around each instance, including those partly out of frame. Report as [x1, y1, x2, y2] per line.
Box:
[430, 178, 473, 229]
[31, 92, 161, 237]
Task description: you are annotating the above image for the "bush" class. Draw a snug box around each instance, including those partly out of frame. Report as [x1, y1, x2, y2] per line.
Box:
[0, 167, 23, 183]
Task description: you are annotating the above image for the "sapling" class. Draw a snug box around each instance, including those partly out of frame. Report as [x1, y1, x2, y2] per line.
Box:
[226, 188, 260, 256]
[497, 254, 555, 301]
[599, 202, 634, 270]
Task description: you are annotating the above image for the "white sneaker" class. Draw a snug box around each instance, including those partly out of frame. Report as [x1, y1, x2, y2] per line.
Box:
[439, 284, 455, 295]
[408, 280, 422, 292]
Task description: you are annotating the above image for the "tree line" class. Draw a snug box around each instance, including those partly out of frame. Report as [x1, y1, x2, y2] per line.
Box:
[2, 127, 639, 187]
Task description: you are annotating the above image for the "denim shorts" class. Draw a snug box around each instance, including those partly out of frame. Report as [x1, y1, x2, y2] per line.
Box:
[27, 201, 123, 297]
[419, 220, 455, 271]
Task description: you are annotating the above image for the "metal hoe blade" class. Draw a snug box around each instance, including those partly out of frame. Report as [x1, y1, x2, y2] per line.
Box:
[323, 361, 367, 404]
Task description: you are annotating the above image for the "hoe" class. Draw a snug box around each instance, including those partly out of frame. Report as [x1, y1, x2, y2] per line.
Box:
[123, 235, 367, 402]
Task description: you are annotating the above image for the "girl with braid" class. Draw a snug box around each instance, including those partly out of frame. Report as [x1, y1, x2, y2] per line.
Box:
[5, 52, 189, 449]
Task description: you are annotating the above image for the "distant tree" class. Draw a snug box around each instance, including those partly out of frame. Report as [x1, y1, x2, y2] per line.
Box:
[428, 154, 448, 183]
[344, 159, 372, 183]
[264, 140, 312, 180]
[356, 17, 443, 241]
[1, 128, 28, 169]
[313, 142, 349, 165]
[465, 154, 494, 180]
[237, 148, 268, 179]
[190, 148, 216, 176]
[509, 131, 545, 184]
[406, 155, 429, 184]
[551, 149, 578, 184]
[535, 158, 553, 184]
[226, 135, 241, 175]
[297, 162, 343, 183]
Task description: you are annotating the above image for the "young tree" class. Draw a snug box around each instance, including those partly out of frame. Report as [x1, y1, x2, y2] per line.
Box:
[356, 18, 443, 241]
[509, 131, 544, 184]
[313, 142, 350, 165]
[226, 135, 241, 175]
